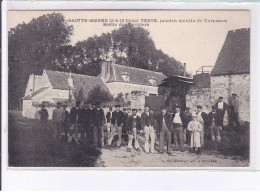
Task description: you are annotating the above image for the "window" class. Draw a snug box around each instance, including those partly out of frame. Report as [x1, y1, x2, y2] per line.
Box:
[121, 73, 130, 82]
[149, 78, 156, 86]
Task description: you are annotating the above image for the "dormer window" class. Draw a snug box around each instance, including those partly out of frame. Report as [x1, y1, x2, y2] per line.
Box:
[121, 72, 130, 82]
[149, 78, 156, 86]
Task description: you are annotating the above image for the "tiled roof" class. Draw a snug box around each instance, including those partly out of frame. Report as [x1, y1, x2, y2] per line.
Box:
[211, 28, 250, 76]
[45, 70, 110, 96]
[106, 64, 167, 86]
[22, 87, 49, 100]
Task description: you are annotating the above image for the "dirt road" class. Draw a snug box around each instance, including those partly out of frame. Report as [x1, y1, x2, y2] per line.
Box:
[95, 136, 249, 167]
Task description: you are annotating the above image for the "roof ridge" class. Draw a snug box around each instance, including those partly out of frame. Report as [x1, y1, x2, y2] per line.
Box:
[45, 69, 98, 78]
[113, 64, 165, 75]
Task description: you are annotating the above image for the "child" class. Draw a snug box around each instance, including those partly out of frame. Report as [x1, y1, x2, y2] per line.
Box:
[187, 113, 203, 155]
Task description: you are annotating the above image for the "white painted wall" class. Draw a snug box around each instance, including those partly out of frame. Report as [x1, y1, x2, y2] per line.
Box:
[105, 82, 158, 97]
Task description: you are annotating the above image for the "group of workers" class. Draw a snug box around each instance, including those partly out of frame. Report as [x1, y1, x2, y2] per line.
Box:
[38, 93, 241, 155]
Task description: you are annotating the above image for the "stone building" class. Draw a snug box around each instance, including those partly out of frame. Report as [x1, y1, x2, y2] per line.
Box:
[186, 28, 250, 123]
[22, 62, 166, 118]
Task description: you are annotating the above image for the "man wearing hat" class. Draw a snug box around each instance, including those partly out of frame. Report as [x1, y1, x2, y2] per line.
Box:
[214, 96, 228, 129]
[196, 105, 208, 146]
[158, 106, 173, 154]
[107, 105, 125, 147]
[172, 106, 185, 152]
[52, 102, 65, 139]
[126, 109, 141, 152]
[93, 101, 106, 147]
[68, 101, 81, 144]
[141, 106, 156, 154]
[39, 103, 49, 131]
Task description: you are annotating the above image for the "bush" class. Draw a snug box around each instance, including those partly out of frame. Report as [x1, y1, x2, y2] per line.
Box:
[87, 85, 113, 104]
[204, 123, 250, 160]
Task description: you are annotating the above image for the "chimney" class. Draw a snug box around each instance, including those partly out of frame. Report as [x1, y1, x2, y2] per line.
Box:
[183, 63, 187, 77]
[101, 60, 112, 81]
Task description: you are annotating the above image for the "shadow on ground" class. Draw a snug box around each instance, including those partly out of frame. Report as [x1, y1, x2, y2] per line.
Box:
[8, 111, 101, 167]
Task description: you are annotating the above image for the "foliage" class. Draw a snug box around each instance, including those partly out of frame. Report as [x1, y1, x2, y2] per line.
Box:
[68, 24, 184, 77]
[87, 85, 113, 104]
[9, 12, 73, 108]
[114, 92, 126, 106]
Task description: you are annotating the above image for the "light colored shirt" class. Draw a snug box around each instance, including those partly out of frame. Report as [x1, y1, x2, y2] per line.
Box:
[218, 101, 224, 110]
[173, 112, 182, 124]
[187, 120, 203, 132]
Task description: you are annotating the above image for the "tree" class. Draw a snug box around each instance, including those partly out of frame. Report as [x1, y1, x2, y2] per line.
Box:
[8, 12, 73, 108]
[114, 92, 126, 106]
[87, 85, 113, 104]
[73, 24, 184, 77]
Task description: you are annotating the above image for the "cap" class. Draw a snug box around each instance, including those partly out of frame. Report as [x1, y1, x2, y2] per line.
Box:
[197, 105, 202, 109]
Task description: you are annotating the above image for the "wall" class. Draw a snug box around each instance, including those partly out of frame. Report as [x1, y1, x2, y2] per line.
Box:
[186, 73, 250, 122]
[186, 88, 211, 114]
[105, 82, 158, 97]
[211, 74, 250, 122]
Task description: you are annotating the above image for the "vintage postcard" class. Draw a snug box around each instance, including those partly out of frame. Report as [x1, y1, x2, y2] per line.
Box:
[7, 10, 250, 168]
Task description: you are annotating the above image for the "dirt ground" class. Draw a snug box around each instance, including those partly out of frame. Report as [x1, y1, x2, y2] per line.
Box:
[95, 136, 249, 167]
[8, 111, 249, 168]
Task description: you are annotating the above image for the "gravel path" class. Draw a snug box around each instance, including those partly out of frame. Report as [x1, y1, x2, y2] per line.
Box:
[95, 136, 249, 167]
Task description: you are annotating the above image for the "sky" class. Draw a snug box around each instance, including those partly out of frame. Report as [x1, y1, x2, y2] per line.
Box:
[8, 10, 250, 75]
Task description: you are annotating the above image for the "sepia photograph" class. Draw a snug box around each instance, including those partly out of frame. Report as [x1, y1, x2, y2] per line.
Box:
[7, 10, 250, 168]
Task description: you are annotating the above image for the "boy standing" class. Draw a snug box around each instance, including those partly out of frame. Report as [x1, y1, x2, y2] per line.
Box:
[126, 109, 141, 152]
[196, 105, 208, 146]
[158, 106, 173, 154]
[187, 113, 203, 155]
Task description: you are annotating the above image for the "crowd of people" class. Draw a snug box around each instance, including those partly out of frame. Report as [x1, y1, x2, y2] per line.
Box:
[38, 93, 241, 155]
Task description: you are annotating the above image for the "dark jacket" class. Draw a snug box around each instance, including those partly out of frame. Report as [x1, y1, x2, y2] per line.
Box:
[157, 112, 172, 132]
[196, 111, 209, 128]
[39, 108, 49, 121]
[92, 108, 105, 127]
[126, 115, 141, 133]
[64, 110, 69, 124]
[141, 112, 155, 129]
[214, 101, 228, 112]
[69, 107, 80, 124]
[106, 111, 112, 123]
[111, 111, 125, 126]
[208, 111, 223, 127]
[182, 111, 192, 129]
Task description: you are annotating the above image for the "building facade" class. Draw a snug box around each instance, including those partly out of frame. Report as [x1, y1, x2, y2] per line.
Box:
[22, 62, 166, 119]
